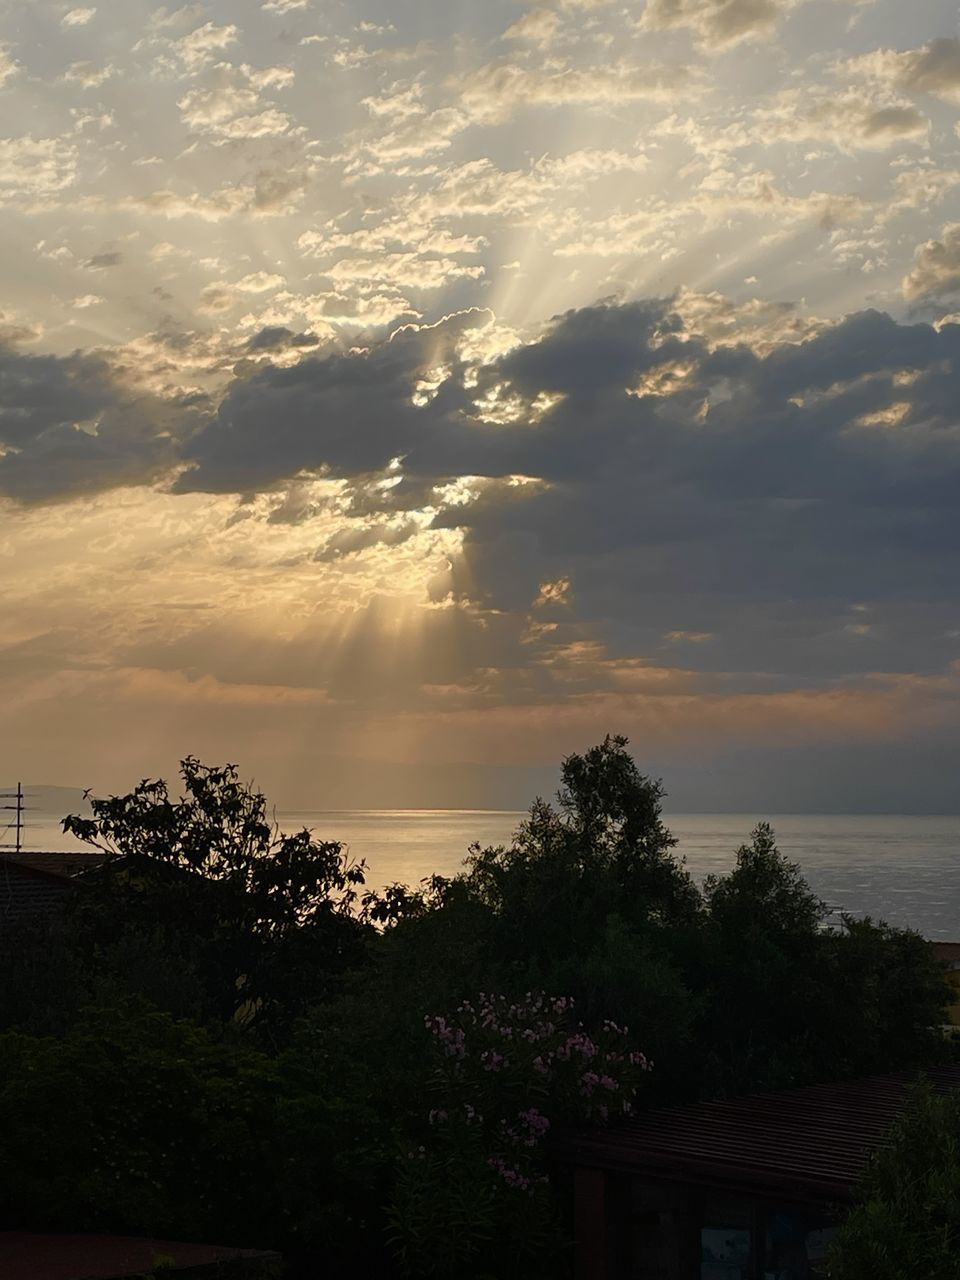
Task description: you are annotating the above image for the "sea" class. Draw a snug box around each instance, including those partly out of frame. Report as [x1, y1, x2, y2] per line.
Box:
[7, 808, 960, 940]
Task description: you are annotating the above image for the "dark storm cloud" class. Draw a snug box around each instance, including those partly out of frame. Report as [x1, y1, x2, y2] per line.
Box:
[83, 251, 123, 270]
[442, 306, 960, 676]
[168, 298, 960, 683]
[4, 297, 960, 682]
[176, 310, 484, 492]
[496, 298, 687, 397]
[0, 341, 203, 502]
[246, 327, 321, 352]
[0, 345, 115, 448]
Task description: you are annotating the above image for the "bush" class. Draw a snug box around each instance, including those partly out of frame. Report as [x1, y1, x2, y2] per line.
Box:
[0, 1002, 281, 1247]
[829, 1083, 960, 1280]
[390, 991, 652, 1278]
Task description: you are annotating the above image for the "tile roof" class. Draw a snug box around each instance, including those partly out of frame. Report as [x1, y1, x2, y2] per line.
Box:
[0, 1233, 279, 1280]
[551, 1065, 960, 1202]
[0, 851, 105, 879]
[0, 858, 83, 924]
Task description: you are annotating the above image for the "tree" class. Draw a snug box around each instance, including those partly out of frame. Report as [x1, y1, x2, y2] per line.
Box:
[458, 736, 699, 968]
[695, 824, 831, 1093]
[816, 914, 949, 1082]
[828, 1083, 960, 1280]
[63, 758, 370, 1032]
[694, 825, 948, 1096]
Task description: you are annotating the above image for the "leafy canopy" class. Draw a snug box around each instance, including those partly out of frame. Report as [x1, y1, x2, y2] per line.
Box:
[63, 758, 369, 1027]
[829, 1083, 960, 1280]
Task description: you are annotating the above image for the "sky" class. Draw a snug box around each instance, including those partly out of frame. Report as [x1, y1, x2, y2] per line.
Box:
[2, 0, 960, 811]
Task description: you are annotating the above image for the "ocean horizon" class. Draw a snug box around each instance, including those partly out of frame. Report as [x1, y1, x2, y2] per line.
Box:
[6, 806, 960, 941]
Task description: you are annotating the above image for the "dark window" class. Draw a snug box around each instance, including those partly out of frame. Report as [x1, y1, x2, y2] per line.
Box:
[764, 1206, 837, 1279]
[701, 1195, 754, 1280]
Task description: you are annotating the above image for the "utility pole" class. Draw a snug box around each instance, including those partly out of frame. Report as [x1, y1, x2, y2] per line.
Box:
[0, 783, 25, 853]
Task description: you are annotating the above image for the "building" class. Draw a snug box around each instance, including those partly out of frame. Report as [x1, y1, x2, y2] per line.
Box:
[0, 1232, 280, 1279]
[0, 852, 103, 926]
[552, 1064, 960, 1280]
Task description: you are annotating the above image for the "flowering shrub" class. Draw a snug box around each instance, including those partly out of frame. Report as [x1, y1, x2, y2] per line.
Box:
[390, 992, 651, 1277]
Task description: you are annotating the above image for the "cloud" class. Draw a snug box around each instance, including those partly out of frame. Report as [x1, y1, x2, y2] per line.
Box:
[4, 293, 960, 792]
[459, 58, 696, 124]
[236, 271, 286, 292]
[146, 5, 206, 34]
[176, 22, 239, 71]
[174, 309, 489, 492]
[314, 519, 422, 560]
[903, 223, 960, 300]
[156, 298, 960, 690]
[502, 9, 561, 46]
[405, 151, 649, 221]
[109, 169, 310, 220]
[880, 167, 960, 224]
[177, 62, 295, 138]
[0, 44, 19, 86]
[640, 0, 869, 49]
[198, 272, 285, 312]
[0, 309, 41, 345]
[845, 38, 960, 106]
[322, 253, 484, 292]
[83, 250, 122, 269]
[5, 0, 960, 803]
[639, 0, 792, 48]
[753, 87, 929, 151]
[62, 61, 116, 88]
[0, 136, 77, 202]
[355, 89, 465, 161]
[246, 326, 320, 352]
[0, 342, 204, 502]
[61, 7, 96, 26]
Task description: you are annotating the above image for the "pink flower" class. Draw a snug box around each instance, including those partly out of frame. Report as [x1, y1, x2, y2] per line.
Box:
[481, 1050, 507, 1072]
[520, 1108, 551, 1136]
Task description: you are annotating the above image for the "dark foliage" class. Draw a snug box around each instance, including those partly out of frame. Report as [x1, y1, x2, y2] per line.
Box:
[0, 739, 950, 1276]
[62, 758, 370, 1038]
[829, 1083, 960, 1279]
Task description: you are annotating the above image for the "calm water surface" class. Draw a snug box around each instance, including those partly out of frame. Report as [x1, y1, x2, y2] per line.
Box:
[11, 808, 960, 939]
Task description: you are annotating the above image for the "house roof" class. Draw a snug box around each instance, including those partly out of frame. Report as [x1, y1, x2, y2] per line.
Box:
[551, 1065, 960, 1203]
[0, 1233, 279, 1280]
[0, 852, 106, 924]
[0, 851, 105, 879]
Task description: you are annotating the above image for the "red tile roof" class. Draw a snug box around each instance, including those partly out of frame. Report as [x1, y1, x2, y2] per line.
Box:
[0, 1233, 279, 1280]
[552, 1065, 960, 1202]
